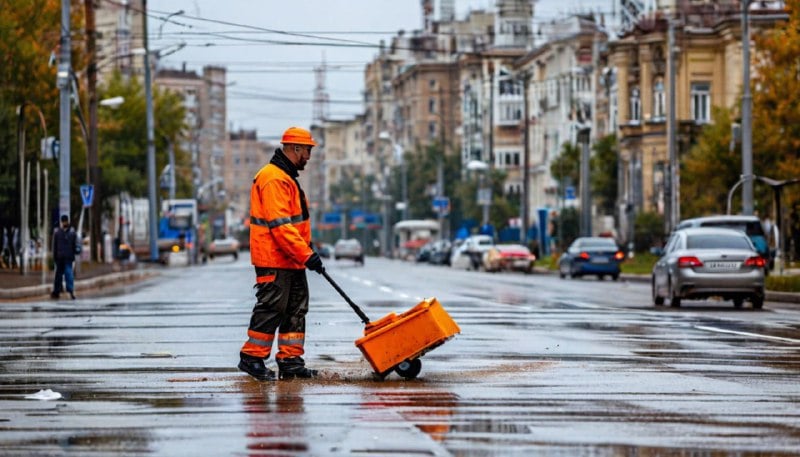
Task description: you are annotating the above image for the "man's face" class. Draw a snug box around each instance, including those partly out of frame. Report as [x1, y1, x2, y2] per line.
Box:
[290, 144, 312, 170]
[61, 220, 69, 229]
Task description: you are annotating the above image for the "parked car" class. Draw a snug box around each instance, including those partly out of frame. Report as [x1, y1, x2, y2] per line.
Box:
[208, 237, 240, 260]
[675, 215, 771, 269]
[482, 244, 536, 273]
[334, 238, 364, 264]
[428, 239, 453, 266]
[651, 227, 765, 308]
[558, 237, 625, 280]
[316, 242, 331, 259]
[450, 235, 494, 270]
[415, 241, 434, 263]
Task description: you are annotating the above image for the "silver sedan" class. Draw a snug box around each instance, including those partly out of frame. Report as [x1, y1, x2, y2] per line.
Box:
[652, 227, 766, 309]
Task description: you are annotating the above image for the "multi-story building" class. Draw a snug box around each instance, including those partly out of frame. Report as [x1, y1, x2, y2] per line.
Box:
[154, 65, 204, 194]
[609, 1, 785, 239]
[197, 66, 228, 206]
[515, 15, 606, 219]
[224, 129, 272, 230]
[95, 0, 145, 83]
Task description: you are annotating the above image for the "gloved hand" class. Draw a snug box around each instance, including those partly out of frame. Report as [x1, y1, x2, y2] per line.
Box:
[304, 252, 325, 274]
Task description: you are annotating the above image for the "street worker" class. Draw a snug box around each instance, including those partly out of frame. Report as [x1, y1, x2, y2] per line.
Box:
[51, 214, 78, 300]
[238, 126, 325, 381]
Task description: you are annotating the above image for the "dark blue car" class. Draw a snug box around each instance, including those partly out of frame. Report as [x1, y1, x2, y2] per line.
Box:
[558, 237, 625, 280]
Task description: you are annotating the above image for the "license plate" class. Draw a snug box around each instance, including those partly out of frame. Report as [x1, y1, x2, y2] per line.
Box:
[591, 256, 608, 264]
[706, 261, 739, 270]
[513, 260, 529, 267]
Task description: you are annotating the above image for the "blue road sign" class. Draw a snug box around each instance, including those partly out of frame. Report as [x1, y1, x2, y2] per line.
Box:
[432, 196, 450, 215]
[565, 186, 576, 200]
[80, 184, 94, 207]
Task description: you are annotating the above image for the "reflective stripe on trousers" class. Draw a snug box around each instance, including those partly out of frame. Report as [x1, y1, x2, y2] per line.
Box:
[241, 268, 309, 359]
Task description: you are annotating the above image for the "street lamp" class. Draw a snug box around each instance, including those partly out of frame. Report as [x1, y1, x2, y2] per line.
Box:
[466, 159, 490, 227]
[378, 131, 407, 221]
[741, 0, 755, 215]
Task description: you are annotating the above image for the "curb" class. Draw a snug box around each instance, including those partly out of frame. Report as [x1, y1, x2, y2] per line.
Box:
[0, 269, 158, 300]
[540, 269, 800, 304]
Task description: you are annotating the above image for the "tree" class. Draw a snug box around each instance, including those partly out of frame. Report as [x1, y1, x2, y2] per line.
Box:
[550, 142, 580, 194]
[96, 71, 188, 205]
[751, 0, 800, 211]
[590, 134, 618, 215]
[680, 106, 743, 217]
[0, 0, 78, 229]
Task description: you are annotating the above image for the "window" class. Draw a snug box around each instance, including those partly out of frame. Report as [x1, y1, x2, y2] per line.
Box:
[629, 87, 641, 123]
[691, 82, 711, 123]
[652, 78, 665, 121]
[428, 121, 437, 139]
[429, 79, 437, 89]
[429, 98, 436, 114]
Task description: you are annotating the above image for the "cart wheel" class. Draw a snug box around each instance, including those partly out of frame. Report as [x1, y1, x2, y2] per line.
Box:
[394, 359, 422, 379]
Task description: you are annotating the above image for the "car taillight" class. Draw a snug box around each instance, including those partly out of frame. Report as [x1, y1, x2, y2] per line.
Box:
[578, 252, 590, 260]
[613, 251, 625, 261]
[677, 256, 703, 268]
[744, 256, 766, 268]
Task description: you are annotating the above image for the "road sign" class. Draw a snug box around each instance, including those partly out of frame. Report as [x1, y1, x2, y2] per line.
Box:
[565, 186, 576, 200]
[80, 184, 94, 207]
[432, 196, 450, 215]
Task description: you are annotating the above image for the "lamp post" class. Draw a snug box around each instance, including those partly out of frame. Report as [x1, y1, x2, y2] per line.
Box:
[741, 0, 754, 215]
[379, 131, 407, 221]
[467, 159, 490, 226]
[143, 0, 159, 262]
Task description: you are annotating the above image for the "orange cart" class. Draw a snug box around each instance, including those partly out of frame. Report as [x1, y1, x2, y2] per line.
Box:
[322, 271, 460, 379]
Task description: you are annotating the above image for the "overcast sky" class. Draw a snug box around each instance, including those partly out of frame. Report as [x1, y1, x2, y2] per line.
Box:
[152, 0, 611, 141]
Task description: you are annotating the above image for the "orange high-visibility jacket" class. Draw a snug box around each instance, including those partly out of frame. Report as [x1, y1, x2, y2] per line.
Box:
[249, 152, 313, 270]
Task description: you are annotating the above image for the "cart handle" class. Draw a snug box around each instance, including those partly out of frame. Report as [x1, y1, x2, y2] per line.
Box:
[321, 270, 371, 324]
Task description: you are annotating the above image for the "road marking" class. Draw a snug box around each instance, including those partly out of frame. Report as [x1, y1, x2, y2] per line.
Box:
[695, 325, 800, 344]
[379, 286, 393, 294]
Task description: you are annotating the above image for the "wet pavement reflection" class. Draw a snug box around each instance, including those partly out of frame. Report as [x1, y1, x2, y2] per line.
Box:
[1, 256, 800, 455]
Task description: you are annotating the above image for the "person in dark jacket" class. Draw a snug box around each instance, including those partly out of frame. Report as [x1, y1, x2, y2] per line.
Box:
[51, 214, 77, 300]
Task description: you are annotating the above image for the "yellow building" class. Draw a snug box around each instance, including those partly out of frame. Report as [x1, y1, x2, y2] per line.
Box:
[609, 5, 786, 227]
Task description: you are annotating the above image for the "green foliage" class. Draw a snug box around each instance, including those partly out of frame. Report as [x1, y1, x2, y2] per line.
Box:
[550, 142, 580, 193]
[620, 252, 659, 274]
[96, 71, 188, 204]
[634, 211, 665, 252]
[551, 206, 579, 251]
[765, 274, 800, 292]
[590, 134, 617, 215]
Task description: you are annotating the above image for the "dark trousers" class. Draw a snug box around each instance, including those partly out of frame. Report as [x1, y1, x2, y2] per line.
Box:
[53, 259, 74, 294]
[241, 268, 309, 361]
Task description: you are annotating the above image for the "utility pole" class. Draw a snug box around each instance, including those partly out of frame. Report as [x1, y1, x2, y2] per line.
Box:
[579, 127, 592, 237]
[143, 0, 159, 261]
[85, 0, 101, 263]
[58, 0, 72, 218]
[521, 70, 531, 246]
[667, 17, 679, 231]
[741, 0, 754, 215]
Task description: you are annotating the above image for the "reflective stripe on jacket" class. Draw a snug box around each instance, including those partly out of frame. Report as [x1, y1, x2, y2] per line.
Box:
[249, 150, 313, 269]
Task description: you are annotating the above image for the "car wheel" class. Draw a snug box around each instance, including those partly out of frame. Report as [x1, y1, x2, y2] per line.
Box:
[733, 297, 744, 308]
[558, 263, 567, 279]
[598, 274, 605, 281]
[652, 278, 664, 306]
[233, 252, 239, 260]
[752, 294, 764, 310]
[669, 278, 681, 307]
[611, 273, 620, 281]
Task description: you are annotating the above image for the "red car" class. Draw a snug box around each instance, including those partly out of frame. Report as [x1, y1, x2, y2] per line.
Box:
[482, 244, 536, 274]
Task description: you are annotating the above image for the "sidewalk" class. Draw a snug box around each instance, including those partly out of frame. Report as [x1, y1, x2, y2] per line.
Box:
[0, 262, 158, 301]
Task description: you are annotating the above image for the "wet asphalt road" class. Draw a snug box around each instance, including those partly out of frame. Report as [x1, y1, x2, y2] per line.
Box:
[1, 254, 799, 456]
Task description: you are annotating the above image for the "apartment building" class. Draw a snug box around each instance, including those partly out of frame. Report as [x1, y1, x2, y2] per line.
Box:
[95, 0, 145, 83]
[608, 1, 785, 231]
[515, 15, 606, 217]
[224, 130, 272, 229]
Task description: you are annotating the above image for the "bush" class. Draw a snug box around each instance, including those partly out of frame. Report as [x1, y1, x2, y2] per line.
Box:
[634, 211, 665, 253]
[765, 275, 800, 292]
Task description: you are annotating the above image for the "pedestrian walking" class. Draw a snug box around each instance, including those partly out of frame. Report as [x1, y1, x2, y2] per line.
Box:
[238, 126, 325, 381]
[51, 215, 78, 300]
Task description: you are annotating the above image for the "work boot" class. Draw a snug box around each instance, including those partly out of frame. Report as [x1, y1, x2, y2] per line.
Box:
[277, 357, 318, 380]
[238, 352, 276, 381]
[50, 292, 59, 299]
[69, 292, 76, 300]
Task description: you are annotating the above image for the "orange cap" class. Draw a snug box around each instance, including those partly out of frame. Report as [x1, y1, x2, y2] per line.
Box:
[281, 126, 317, 146]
